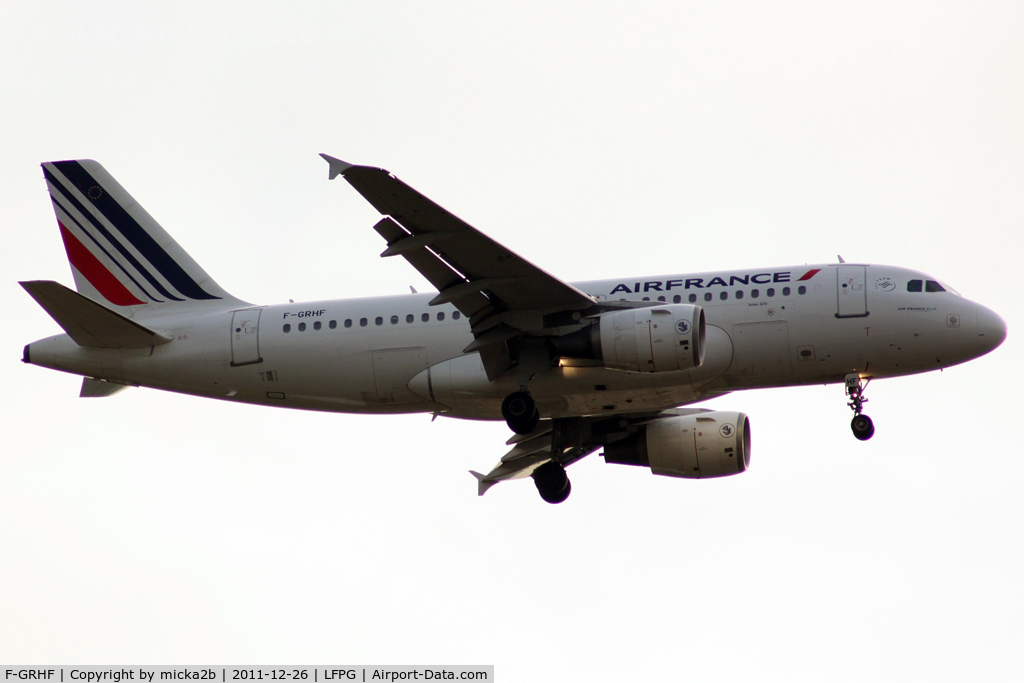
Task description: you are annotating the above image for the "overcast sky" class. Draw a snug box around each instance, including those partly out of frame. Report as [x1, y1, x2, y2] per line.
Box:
[2, 2, 1022, 681]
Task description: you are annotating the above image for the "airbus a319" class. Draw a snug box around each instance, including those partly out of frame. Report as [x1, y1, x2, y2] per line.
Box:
[20, 156, 1007, 503]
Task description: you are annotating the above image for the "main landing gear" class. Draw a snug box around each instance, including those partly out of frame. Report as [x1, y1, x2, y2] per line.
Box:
[502, 390, 539, 434]
[531, 460, 571, 504]
[845, 373, 875, 441]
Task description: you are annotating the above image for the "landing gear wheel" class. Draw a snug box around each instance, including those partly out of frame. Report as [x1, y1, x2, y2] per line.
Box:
[502, 391, 539, 434]
[532, 461, 571, 504]
[845, 373, 875, 442]
[851, 414, 875, 441]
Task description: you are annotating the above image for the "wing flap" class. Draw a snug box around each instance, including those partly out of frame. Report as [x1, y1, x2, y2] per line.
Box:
[372, 217, 493, 318]
[21, 280, 172, 348]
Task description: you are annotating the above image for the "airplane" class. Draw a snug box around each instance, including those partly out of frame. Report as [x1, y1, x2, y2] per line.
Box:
[20, 156, 1007, 503]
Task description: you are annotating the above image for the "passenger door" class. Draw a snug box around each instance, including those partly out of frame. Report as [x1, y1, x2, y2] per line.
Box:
[230, 309, 263, 366]
[836, 265, 868, 317]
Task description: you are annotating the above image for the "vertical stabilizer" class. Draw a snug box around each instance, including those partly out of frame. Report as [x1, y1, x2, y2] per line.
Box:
[41, 159, 246, 313]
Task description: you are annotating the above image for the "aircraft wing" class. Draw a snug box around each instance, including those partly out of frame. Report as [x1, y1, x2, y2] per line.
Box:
[321, 155, 596, 378]
[469, 409, 716, 496]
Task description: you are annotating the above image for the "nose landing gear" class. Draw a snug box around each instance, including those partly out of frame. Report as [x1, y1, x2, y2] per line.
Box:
[502, 390, 539, 434]
[845, 373, 875, 441]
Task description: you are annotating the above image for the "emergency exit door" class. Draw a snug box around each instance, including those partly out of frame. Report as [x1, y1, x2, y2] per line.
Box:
[230, 309, 263, 366]
[836, 265, 868, 318]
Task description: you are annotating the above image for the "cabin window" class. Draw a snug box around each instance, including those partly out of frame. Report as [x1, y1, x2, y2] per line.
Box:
[313, 321, 322, 330]
[720, 291, 728, 300]
[735, 290, 744, 300]
[375, 317, 383, 326]
[767, 288, 775, 297]
[345, 319, 353, 328]
[453, 311, 461, 320]
[406, 314, 414, 323]
[689, 294, 697, 303]
[907, 279, 923, 292]
[673, 295, 681, 303]
[283, 324, 291, 333]
[751, 289, 759, 299]
[437, 312, 445, 321]
[298, 322, 306, 332]
[422, 313, 429, 322]
[925, 280, 946, 293]
[704, 292, 713, 302]
[329, 320, 337, 329]
[657, 296, 666, 302]
[359, 318, 367, 327]
[782, 287, 791, 296]
[391, 315, 399, 325]
[798, 286, 806, 295]
[642, 297, 650, 301]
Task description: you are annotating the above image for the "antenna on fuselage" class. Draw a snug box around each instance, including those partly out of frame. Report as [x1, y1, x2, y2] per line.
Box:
[837, 255, 846, 263]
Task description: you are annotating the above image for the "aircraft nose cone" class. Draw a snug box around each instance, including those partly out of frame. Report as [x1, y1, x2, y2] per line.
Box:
[976, 305, 1007, 356]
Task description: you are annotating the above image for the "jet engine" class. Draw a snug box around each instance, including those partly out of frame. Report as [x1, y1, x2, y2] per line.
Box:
[603, 411, 750, 479]
[555, 304, 705, 373]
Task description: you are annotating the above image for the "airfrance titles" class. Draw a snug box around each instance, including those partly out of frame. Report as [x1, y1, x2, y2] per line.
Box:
[607, 269, 820, 295]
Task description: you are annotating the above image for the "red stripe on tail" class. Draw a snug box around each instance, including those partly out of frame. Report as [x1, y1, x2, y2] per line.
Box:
[59, 223, 146, 306]
[797, 269, 821, 281]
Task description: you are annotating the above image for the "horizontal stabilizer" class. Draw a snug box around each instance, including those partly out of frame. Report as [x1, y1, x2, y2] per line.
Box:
[80, 377, 133, 398]
[20, 280, 172, 348]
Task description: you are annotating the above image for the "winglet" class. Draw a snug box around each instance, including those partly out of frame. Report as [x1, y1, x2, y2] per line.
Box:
[469, 470, 498, 497]
[319, 153, 354, 180]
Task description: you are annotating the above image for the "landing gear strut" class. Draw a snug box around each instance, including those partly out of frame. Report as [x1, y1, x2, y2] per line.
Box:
[845, 373, 875, 441]
[532, 460, 571, 504]
[502, 391, 539, 434]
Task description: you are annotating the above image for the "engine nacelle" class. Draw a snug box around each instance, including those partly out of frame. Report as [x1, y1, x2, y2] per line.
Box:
[600, 304, 705, 373]
[603, 411, 750, 479]
[555, 304, 705, 373]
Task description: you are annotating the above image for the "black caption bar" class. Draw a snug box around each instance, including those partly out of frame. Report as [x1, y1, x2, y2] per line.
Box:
[0, 668, 493, 683]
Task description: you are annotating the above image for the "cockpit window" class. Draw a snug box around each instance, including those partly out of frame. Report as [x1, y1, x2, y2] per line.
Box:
[907, 279, 923, 292]
[925, 280, 945, 293]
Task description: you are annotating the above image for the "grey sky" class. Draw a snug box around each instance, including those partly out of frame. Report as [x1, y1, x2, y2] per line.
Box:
[2, 2, 1022, 680]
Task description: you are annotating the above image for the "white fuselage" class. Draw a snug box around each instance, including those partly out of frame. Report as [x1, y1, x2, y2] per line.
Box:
[25, 263, 1004, 421]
